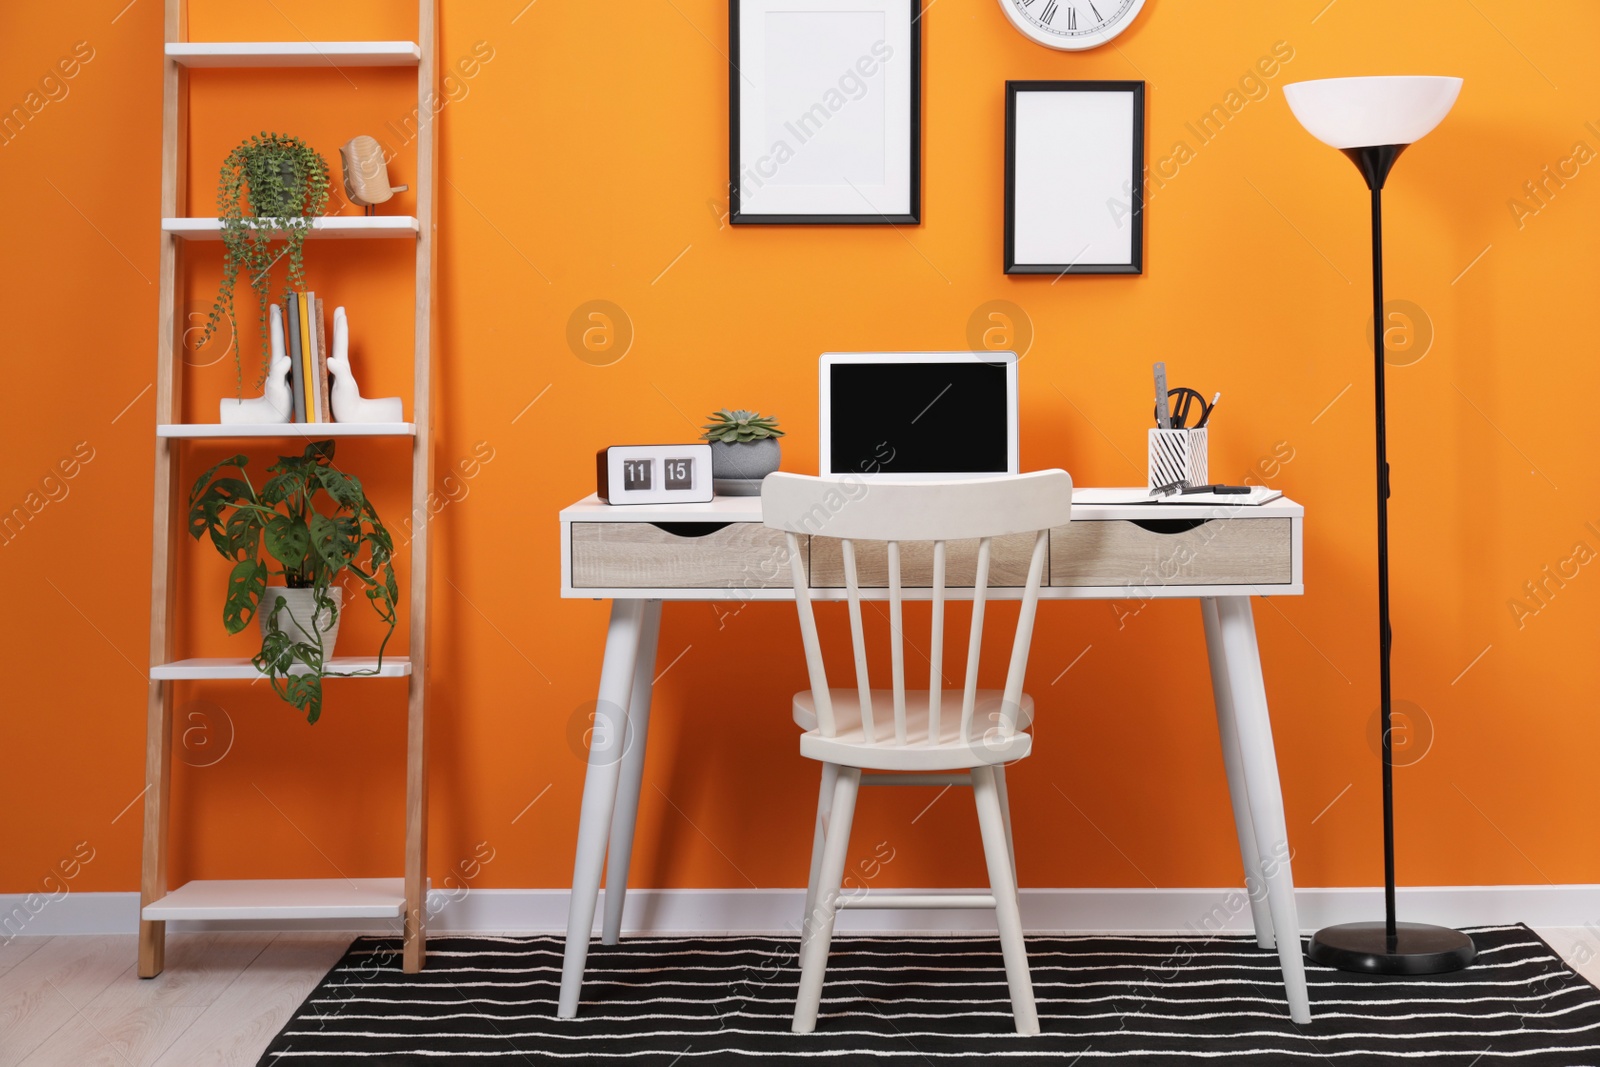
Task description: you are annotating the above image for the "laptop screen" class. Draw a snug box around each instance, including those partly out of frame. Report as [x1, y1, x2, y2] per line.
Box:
[826, 357, 1014, 477]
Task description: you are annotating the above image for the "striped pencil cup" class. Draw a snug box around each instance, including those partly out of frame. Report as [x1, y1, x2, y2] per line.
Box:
[1148, 427, 1208, 490]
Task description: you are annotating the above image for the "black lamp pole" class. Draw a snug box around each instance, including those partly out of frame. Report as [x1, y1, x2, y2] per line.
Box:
[1306, 144, 1476, 975]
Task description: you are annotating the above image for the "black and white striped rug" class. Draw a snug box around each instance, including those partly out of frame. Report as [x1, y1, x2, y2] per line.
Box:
[259, 925, 1600, 1064]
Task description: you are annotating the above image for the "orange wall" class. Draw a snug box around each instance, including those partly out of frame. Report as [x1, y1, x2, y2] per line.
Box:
[4, 0, 1599, 903]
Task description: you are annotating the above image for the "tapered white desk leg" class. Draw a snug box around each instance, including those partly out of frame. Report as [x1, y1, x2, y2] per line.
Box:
[1201, 598, 1274, 949]
[1214, 595, 1311, 1024]
[559, 599, 646, 1019]
[602, 600, 662, 944]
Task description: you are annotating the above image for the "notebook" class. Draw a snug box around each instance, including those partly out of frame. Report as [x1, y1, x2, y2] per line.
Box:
[313, 296, 330, 423]
[296, 292, 316, 422]
[286, 297, 306, 423]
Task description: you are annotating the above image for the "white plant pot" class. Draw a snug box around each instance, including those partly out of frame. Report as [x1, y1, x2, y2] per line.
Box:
[258, 585, 343, 657]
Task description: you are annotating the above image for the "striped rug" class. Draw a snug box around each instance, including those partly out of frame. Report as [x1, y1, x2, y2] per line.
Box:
[258, 925, 1600, 1064]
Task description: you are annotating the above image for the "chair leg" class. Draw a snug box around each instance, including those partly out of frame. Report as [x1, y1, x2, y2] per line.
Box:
[972, 766, 1039, 1036]
[802, 762, 840, 942]
[993, 764, 1018, 888]
[793, 765, 860, 1035]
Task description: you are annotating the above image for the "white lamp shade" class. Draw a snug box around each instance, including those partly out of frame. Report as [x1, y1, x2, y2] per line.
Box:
[1284, 76, 1462, 150]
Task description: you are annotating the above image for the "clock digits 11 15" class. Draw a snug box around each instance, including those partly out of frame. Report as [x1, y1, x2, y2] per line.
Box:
[597, 444, 715, 505]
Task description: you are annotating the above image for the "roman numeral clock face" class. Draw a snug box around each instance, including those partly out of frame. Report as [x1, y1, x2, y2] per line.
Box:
[999, 0, 1147, 50]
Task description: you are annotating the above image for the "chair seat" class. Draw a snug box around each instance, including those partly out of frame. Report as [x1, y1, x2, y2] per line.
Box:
[793, 689, 1034, 771]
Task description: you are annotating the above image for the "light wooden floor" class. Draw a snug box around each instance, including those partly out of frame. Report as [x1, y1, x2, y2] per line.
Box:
[0, 932, 350, 1067]
[3, 927, 1598, 1065]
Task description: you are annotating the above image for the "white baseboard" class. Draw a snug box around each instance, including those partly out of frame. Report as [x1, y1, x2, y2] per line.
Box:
[5, 885, 1600, 940]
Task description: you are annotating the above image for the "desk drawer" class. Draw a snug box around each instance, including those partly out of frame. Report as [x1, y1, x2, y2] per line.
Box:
[1050, 517, 1292, 587]
[571, 522, 801, 590]
[809, 534, 1038, 588]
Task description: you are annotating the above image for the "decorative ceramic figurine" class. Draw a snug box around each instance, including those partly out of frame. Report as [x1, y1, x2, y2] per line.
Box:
[327, 307, 403, 423]
[219, 303, 293, 424]
[339, 135, 408, 213]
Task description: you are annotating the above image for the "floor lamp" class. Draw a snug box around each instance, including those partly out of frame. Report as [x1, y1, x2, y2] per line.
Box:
[1283, 75, 1476, 975]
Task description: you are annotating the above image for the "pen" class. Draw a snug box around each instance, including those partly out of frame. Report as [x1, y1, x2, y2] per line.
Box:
[1180, 483, 1250, 495]
[1196, 391, 1221, 428]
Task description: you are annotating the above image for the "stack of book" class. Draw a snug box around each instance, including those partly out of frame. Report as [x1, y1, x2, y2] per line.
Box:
[282, 292, 332, 423]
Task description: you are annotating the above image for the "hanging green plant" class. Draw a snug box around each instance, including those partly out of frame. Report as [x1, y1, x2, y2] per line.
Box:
[199, 132, 330, 397]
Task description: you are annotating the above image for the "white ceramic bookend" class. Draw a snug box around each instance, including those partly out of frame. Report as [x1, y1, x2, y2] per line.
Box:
[219, 304, 293, 424]
[327, 307, 404, 424]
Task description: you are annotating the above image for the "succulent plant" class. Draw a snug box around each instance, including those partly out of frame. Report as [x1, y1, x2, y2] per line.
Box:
[700, 409, 785, 444]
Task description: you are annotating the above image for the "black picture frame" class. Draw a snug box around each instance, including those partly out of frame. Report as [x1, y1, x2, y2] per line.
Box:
[1004, 80, 1145, 275]
[729, 0, 922, 226]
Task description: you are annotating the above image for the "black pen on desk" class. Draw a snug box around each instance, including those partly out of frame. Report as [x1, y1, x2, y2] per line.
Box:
[1181, 483, 1251, 495]
[1196, 391, 1221, 428]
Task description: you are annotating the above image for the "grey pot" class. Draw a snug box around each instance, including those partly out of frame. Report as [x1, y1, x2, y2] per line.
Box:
[710, 438, 780, 496]
[249, 159, 300, 218]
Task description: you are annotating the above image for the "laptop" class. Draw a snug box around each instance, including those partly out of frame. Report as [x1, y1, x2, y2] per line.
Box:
[819, 352, 1020, 480]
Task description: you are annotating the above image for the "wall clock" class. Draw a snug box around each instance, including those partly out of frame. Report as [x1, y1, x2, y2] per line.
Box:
[997, 0, 1147, 51]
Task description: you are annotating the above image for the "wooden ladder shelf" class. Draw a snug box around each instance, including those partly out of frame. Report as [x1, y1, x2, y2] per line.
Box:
[140, 1, 439, 976]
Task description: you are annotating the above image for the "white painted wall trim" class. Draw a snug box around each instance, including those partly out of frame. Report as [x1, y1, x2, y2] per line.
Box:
[6, 885, 1600, 941]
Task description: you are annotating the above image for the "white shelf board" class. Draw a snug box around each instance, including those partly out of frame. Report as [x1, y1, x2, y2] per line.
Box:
[159, 422, 413, 439]
[162, 216, 419, 240]
[167, 41, 421, 68]
[150, 657, 411, 681]
[141, 878, 405, 921]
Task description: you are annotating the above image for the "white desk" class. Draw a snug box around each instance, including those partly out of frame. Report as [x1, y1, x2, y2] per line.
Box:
[557, 490, 1312, 1023]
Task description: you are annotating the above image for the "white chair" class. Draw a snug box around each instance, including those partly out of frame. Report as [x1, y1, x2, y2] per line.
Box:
[761, 470, 1074, 1036]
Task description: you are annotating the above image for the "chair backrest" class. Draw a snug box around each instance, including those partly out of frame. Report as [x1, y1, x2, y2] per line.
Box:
[761, 471, 1073, 746]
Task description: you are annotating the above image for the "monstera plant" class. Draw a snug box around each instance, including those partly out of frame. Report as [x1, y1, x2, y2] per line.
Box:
[188, 440, 397, 723]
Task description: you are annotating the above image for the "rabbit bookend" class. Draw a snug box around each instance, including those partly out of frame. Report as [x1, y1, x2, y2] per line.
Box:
[327, 307, 403, 424]
[220, 303, 293, 424]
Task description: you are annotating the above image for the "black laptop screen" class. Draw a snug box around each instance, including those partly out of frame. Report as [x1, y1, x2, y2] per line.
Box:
[829, 361, 1011, 476]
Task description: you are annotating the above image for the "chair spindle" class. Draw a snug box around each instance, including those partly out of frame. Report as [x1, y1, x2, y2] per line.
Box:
[960, 536, 992, 745]
[928, 540, 946, 745]
[840, 538, 876, 743]
[887, 540, 907, 745]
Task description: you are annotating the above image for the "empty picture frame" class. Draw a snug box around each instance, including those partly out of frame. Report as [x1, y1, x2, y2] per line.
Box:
[1005, 80, 1145, 275]
[730, 0, 921, 224]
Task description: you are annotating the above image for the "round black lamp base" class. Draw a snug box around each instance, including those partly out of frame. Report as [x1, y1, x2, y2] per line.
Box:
[1308, 921, 1476, 975]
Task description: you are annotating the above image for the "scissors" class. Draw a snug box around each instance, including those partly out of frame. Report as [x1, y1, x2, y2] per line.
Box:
[1156, 387, 1212, 429]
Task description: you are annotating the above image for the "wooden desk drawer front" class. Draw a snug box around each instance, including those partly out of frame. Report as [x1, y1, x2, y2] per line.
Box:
[1050, 518, 1292, 587]
[571, 522, 801, 589]
[809, 534, 1038, 588]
